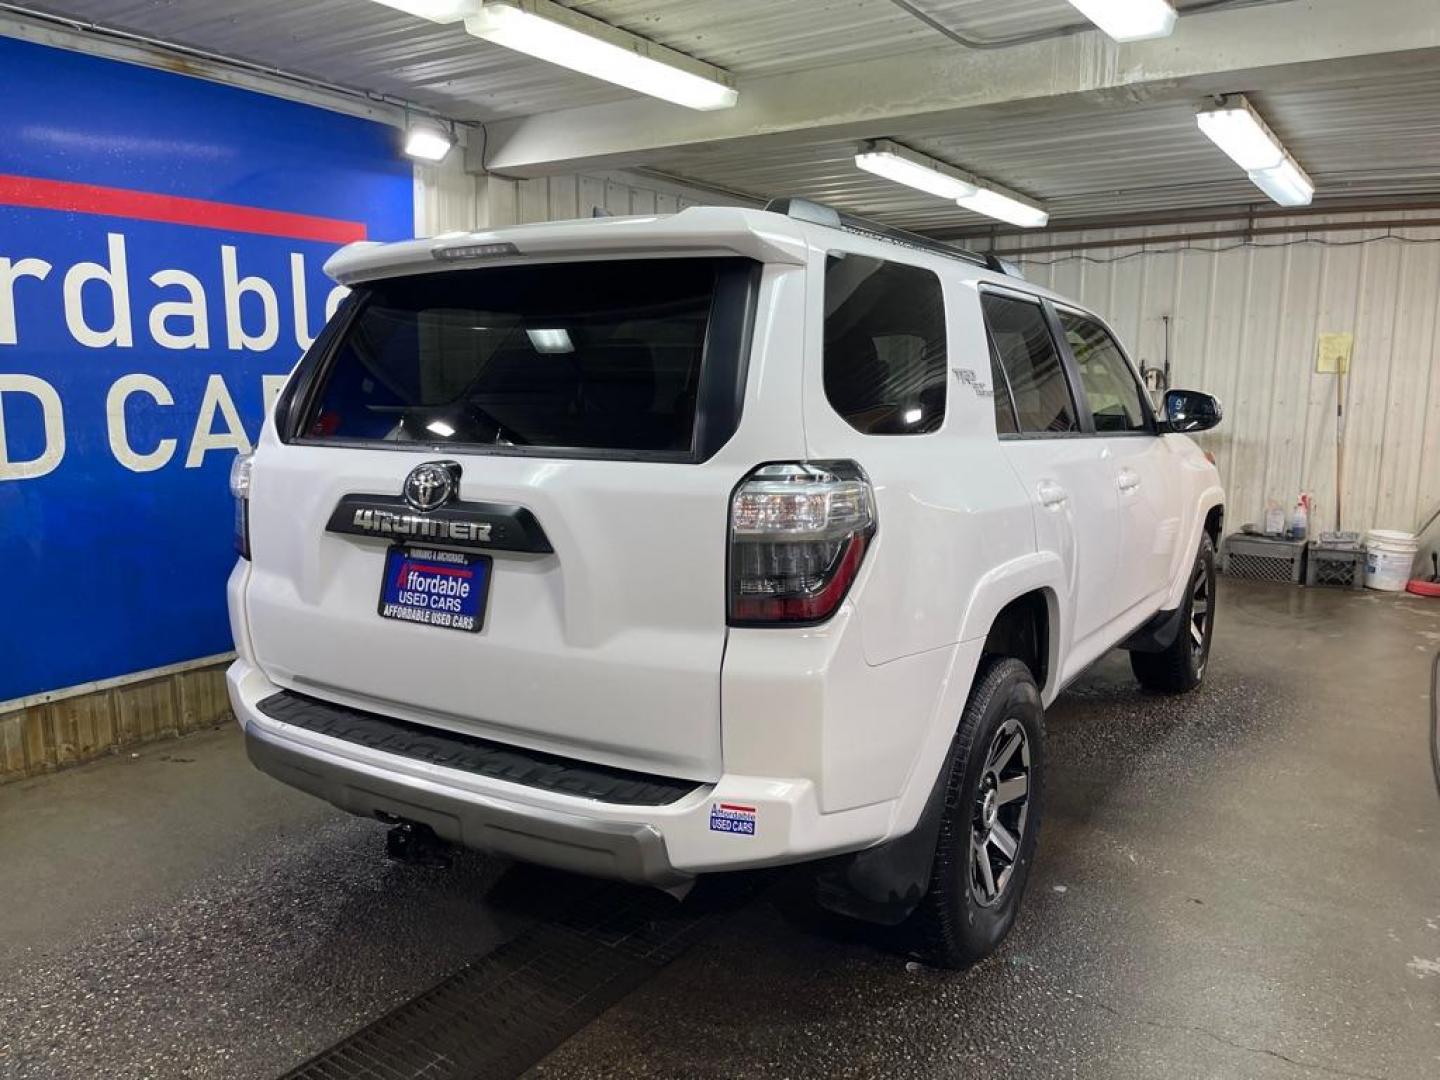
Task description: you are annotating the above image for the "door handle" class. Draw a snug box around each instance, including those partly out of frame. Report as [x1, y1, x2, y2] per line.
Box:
[1037, 480, 1069, 508]
[1117, 468, 1140, 493]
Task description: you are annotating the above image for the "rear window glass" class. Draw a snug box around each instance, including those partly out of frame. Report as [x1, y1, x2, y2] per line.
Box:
[302, 258, 729, 454]
[823, 254, 947, 435]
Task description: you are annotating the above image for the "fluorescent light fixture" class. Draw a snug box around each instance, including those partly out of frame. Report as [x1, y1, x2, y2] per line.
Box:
[1196, 96, 1284, 171]
[903, 407, 924, 425]
[403, 121, 455, 162]
[957, 188, 1049, 229]
[852, 140, 1048, 228]
[855, 141, 977, 201]
[1064, 0, 1177, 41]
[1248, 154, 1314, 207]
[1197, 95, 1314, 207]
[854, 140, 1049, 228]
[426, 419, 457, 437]
[465, 0, 737, 110]
[526, 328, 574, 353]
[370, 0, 477, 23]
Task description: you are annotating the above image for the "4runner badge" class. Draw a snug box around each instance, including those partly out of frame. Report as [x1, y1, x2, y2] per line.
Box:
[325, 490, 554, 555]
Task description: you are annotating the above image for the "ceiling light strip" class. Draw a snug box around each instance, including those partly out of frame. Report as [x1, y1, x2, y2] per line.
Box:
[370, 0, 737, 111]
[1063, 0, 1178, 42]
[1196, 95, 1314, 207]
[855, 142, 977, 200]
[854, 140, 1049, 228]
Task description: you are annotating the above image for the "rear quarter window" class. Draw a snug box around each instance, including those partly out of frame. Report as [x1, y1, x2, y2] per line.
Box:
[823, 254, 947, 434]
[981, 292, 1079, 435]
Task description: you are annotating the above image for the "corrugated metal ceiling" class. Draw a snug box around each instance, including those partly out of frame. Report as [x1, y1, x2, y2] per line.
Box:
[569, 0, 1080, 74]
[643, 54, 1440, 230]
[12, 0, 1440, 228]
[14, 0, 1227, 120]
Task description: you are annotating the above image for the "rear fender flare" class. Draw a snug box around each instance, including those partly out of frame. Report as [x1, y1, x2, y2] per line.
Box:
[957, 551, 1067, 697]
[818, 557, 1066, 926]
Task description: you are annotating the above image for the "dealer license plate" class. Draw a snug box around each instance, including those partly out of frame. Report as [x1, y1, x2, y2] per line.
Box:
[378, 546, 490, 633]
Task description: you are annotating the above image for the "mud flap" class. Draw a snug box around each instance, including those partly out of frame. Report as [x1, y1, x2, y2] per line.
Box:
[1121, 604, 1185, 653]
[811, 761, 949, 926]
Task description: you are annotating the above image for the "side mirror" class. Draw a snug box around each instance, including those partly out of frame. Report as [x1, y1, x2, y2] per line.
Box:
[1162, 389, 1223, 433]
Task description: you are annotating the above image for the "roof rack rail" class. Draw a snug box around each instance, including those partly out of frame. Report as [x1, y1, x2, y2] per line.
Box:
[763, 196, 1018, 277]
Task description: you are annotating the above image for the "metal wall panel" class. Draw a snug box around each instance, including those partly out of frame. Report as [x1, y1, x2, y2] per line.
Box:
[1002, 215, 1440, 567]
[496, 172, 708, 224]
[414, 152, 479, 236]
[417, 161, 737, 233]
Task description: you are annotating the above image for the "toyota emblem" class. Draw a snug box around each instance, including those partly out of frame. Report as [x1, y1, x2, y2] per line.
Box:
[402, 461, 461, 512]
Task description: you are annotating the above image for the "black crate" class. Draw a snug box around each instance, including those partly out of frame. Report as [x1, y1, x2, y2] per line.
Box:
[1305, 544, 1367, 589]
[1220, 533, 1306, 583]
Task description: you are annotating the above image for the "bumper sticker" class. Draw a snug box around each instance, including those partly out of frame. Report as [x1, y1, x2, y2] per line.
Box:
[709, 802, 757, 836]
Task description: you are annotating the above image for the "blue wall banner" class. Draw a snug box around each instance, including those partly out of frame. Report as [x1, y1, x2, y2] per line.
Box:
[0, 36, 414, 702]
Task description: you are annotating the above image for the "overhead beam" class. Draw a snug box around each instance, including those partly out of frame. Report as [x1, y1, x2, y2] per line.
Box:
[924, 195, 1440, 243]
[480, 0, 1440, 176]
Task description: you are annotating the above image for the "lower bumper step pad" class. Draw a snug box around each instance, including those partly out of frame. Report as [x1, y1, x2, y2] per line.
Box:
[256, 690, 699, 807]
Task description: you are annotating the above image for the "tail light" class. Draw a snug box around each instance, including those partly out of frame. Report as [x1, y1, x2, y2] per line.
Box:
[230, 452, 253, 559]
[728, 461, 876, 626]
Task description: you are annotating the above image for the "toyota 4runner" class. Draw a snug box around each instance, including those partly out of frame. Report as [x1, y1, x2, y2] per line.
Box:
[226, 198, 1224, 968]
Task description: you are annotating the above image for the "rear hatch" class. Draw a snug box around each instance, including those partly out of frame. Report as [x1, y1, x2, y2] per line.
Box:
[243, 256, 761, 782]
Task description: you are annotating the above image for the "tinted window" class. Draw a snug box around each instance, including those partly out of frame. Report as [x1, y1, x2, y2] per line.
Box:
[990, 347, 1019, 435]
[1059, 312, 1150, 433]
[824, 255, 946, 434]
[302, 258, 732, 453]
[980, 294, 1078, 434]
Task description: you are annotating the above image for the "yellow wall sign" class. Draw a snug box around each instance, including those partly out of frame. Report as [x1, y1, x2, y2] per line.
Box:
[1316, 332, 1354, 374]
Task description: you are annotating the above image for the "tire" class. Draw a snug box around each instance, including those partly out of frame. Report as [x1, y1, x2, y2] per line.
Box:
[908, 657, 1045, 970]
[1131, 532, 1216, 694]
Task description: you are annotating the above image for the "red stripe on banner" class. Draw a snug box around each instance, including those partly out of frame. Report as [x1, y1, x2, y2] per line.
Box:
[0, 173, 367, 243]
[407, 564, 474, 579]
[718, 803, 756, 813]
[395, 563, 476, 587]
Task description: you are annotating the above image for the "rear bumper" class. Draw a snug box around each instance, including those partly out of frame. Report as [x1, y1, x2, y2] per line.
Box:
[243, 708, 687, 885]
[227, 659, 894, 884]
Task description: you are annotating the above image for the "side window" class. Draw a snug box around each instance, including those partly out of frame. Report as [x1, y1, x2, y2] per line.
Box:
[979, 293, 1078, 434]
[1059, 312, 1150, 434]
[824, 254, 946, 435]
[989, 344, 1019, 435]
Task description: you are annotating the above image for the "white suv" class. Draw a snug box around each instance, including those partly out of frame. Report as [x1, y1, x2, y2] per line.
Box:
[226, 198, 1224, 967]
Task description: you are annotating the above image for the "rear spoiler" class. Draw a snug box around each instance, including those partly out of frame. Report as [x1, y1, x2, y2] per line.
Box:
[323, 206, 810, 285]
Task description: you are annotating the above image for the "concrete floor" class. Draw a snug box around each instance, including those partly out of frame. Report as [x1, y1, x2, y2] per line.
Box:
[2, 579, 1438, 1079]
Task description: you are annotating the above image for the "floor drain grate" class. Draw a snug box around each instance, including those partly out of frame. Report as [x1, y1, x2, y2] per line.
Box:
[280, 873, 763, 1080]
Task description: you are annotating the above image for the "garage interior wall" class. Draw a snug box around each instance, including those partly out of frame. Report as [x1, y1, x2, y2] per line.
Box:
[414, 153, 740, 237]
[982, 213, 1440, 565]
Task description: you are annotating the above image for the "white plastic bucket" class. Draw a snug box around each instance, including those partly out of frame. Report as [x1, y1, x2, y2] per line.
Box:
[1364, 529, 1419, 592]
